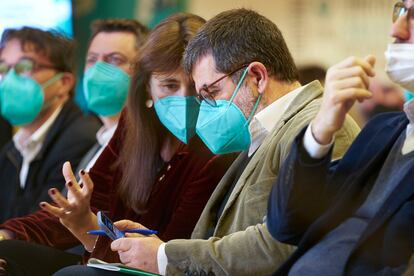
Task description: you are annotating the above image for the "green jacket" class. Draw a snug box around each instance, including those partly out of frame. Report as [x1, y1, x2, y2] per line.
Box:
[165, 81, 361, 275]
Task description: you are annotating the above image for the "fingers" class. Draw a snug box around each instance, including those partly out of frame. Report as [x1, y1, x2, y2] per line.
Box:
[39, 201, 65, 217]
[114, 220, 146, 231]
[65, 181, 83, 203]
[333, 88, 372, 104]
[329, 67, 370, 89]
[333, 55, 376, 77]
[364, 54, 376, 67]
[48, 188, 72, 210]
[62, 162, 77, 185]
[111, 238, 132, 252]
[79, 170, 94, 196]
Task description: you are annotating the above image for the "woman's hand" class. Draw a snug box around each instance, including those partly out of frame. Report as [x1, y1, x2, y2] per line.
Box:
[39, 161, 99, 251]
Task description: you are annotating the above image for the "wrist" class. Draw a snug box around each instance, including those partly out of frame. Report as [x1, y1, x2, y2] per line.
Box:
[311, 117, 335, 145]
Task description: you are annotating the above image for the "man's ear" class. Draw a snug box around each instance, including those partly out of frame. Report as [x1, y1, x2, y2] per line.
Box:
[247, 62, 268, 95]
[57, 72, 75, 98]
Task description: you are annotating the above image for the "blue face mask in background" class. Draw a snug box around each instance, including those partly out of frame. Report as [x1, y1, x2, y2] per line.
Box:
[83, 61, 130, 116]
[154, 95, 200, 144]
[196, 67, 262, 154]
[0, 69, 62, 126]
[404, 89, 414, 103]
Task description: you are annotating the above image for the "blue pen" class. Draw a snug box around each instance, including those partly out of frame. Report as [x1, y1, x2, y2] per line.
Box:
[87, 229, 158, 236]
[125, 229, 158, 235]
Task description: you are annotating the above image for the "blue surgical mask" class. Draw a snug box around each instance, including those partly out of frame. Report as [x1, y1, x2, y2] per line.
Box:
[0, 69, 62, 126]
[154, 96, 200, 144]
[83, 61, 130, 116]
[196, 68, 261, 154]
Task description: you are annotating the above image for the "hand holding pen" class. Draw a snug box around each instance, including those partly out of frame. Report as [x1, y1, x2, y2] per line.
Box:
[88, 228, 158, 237]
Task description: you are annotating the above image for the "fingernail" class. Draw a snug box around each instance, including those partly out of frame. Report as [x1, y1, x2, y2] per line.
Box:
[40, 202, 46, 207]
[67, 181, 73, 187]
[50, 189, 56, 195]
[80, 170, 85, 175]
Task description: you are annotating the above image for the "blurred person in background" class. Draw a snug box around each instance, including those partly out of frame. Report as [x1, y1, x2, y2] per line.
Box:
[358, 78, 404, 123]
[298, 65, 326, 85]
[0, 27, 101, 223]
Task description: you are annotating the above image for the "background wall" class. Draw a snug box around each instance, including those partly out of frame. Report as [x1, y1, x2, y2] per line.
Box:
[188, 0, 395, 82]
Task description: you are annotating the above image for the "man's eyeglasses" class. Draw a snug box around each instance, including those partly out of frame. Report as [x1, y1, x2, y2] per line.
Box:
[198, 64, 248, 107]
[393, 1, 414, 25]
[0, 57, 57, 77]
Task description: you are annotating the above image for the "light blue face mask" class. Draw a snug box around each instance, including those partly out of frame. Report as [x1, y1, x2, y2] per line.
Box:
[196, 67, 261, 154]
[154, 96, 200, 144]
[404, 89, 414, 102]
[83, 61, 130, 116]
[0, 69, 63, 126]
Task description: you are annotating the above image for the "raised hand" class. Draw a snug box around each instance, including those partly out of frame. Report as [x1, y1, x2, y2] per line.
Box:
[312, 55, 376, 144]
[39, 161, 99, 251]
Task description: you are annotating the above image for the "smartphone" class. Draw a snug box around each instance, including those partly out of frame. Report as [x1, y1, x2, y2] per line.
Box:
[97, 211, 125, 240]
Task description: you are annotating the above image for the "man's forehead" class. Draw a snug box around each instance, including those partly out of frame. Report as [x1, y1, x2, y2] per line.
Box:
[89, 32, 137, 54]
[0, 39, 47, 63]
[192, 55, 220, 90]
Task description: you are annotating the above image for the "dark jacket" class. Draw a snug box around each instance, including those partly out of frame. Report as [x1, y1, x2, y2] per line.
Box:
[268, 112, 414, 275]
[0, 113, 237, 262]
[0, 100, 101, 223]
[0, 116, 12, 150]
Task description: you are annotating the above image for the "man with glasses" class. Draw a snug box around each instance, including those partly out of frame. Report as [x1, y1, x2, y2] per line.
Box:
[267, 0, 414, 275]
[103, 9, 360, 275]
[0, 27, 101, 224]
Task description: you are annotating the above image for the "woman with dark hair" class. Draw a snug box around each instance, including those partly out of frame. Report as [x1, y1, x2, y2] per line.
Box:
[0, 13, 236, 276]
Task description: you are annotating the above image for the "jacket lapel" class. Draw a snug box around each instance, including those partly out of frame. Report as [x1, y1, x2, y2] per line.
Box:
[356, 155, 414, 247]
[298, 114, 409, 250]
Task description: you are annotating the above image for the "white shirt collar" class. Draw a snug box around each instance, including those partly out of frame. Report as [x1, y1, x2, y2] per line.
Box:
[248, 84, 305, 156]
[13, 105, 63, 188]
[83, 122, 118, 172]
[96, 123, 118, 147]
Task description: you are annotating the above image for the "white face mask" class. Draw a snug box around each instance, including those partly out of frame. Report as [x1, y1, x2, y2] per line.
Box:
[385, 43, 414, 91]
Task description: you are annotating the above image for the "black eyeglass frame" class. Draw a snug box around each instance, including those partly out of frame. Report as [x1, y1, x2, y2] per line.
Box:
[198, 64, 249, 107]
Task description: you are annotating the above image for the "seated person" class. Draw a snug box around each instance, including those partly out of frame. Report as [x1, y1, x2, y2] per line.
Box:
[0, 13, 236, 276]
[0, 116, 12, 149]
[267, 1, 414, 275]
[57, 9, 360, 276]
[0, 27, 101, 223]
[72, 18, 149, 173]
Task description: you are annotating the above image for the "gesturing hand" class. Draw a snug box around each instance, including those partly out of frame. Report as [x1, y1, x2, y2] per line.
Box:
[312, 55, 376, 144]
[111, 220, 163, 274]
[40, 161, 98, 250]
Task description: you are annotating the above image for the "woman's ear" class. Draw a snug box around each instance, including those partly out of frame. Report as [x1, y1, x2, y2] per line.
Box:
[247, 62, 268, 95]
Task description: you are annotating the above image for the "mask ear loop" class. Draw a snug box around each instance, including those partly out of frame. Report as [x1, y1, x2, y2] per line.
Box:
[41, 72, 64, 89]
[228, 67, 250, 107]
[245, 93, 262, 126]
